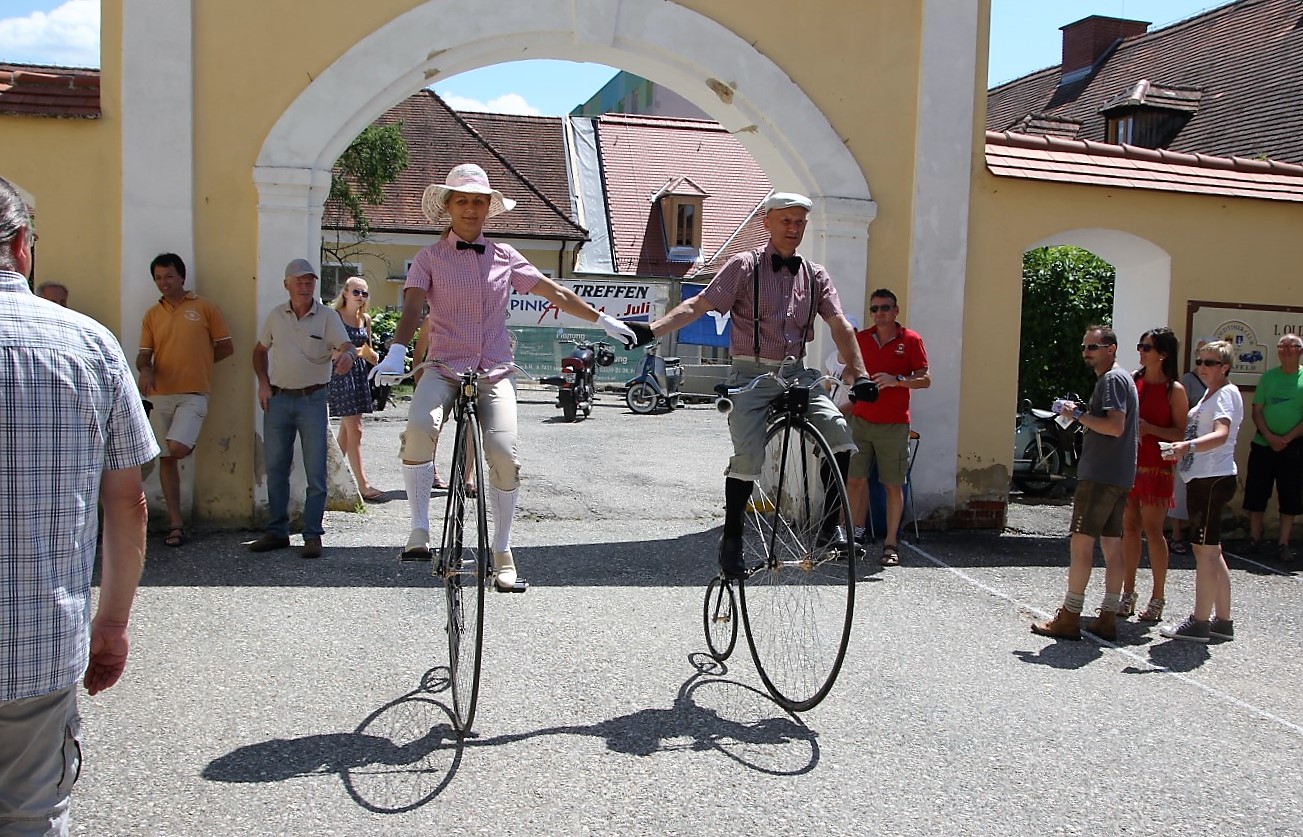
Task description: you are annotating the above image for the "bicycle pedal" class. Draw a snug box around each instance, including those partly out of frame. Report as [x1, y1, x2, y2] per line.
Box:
[495, 577, 529, 593]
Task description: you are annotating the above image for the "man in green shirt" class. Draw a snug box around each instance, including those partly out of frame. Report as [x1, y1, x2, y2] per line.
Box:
[1242, 333, 1303, 562]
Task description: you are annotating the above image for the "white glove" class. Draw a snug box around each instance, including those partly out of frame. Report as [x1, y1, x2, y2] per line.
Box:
[368, 344, 408, 385]
[598, 313, 636, 349]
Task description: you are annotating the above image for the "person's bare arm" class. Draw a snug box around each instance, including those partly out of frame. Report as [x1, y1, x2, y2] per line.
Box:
[650, 294, 716, 337]
[253, 342, 272, 411]
[84, 466, 147, 695]
[135, 349, 154, 395]
[213, 337, 234, 364]
[390, 288, 429, 348]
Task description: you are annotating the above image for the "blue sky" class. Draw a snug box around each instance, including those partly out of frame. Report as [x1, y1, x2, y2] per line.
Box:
[0, 1, 1225, 114]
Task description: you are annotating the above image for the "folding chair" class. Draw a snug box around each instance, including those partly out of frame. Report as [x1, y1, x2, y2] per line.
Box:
[904, 430, 920, 541]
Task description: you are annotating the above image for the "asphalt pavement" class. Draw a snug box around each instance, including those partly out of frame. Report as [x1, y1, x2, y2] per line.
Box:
[72, 388, 1302, 836]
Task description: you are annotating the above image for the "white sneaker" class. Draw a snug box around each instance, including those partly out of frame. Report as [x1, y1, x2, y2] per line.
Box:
[495, 550, 517, 588]
[401, 528, 431, 561]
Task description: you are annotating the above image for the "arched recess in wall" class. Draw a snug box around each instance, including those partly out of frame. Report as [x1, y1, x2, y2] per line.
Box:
[1027, 228, 1173, 366]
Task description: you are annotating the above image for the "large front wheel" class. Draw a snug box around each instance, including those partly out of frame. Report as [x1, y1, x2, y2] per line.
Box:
[440, 411, 488, 735]
[738, 416, 856, 712]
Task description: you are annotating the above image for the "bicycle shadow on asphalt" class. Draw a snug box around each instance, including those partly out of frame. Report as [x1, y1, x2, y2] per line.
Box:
[201, 654, 817, 815]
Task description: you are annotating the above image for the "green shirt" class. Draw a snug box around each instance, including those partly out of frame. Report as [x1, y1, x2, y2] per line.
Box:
[1251, 365, 1303, 445]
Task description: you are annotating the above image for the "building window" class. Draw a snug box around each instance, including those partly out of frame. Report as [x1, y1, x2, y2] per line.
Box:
[1107, 114, 1134, 145]
[675, 203, 696, 248]
[321, 262, 361, 303]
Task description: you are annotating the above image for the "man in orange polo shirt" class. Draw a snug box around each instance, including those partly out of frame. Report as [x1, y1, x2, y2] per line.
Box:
[848, 288, 929, 566]
[136, 253, 233, 547]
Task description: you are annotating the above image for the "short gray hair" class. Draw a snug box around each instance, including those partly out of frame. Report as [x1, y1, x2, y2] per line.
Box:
[0, 176, 33, 273]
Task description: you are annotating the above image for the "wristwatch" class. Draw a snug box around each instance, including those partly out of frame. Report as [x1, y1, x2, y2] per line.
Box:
[895, 374, 905, 383]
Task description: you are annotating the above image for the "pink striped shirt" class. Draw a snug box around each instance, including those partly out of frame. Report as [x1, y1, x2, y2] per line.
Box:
[702, 243, 843, 361]
[405, 234, 543, 377]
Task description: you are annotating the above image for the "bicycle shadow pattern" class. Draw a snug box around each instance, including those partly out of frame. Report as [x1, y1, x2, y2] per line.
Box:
[202, 656, 817, 815]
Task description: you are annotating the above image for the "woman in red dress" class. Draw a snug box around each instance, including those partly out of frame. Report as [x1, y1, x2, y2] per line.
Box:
[1120, 327, 1189, 621]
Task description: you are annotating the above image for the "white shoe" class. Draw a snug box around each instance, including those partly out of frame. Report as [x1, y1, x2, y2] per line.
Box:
[401, 528, 431, 561]
[495, 550, 517, 588]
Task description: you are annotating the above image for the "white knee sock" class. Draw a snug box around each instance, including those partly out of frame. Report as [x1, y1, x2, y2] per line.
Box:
[404, 462, 434, 533]
[490, 486, 518, 553]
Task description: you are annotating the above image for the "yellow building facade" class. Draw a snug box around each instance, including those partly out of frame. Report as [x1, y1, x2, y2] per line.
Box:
[5, 0, 1299, 527]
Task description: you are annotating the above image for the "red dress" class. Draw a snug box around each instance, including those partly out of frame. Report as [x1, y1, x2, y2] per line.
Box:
[1131, 376, 1176, 507]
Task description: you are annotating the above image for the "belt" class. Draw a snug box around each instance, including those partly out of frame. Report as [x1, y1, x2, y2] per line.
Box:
[731, 355, 802, 368]
[271, 384, 326, 397]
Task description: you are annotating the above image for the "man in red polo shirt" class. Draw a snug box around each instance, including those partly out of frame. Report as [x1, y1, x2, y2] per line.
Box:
[849, 288, 929, 566]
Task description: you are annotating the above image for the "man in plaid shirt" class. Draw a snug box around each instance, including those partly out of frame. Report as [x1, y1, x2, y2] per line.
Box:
[0, 175, 159, 834]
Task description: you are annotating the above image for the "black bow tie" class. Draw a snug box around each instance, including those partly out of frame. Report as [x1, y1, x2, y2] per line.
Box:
[456, 240, 486, 254]
[771, 253, 802, 274]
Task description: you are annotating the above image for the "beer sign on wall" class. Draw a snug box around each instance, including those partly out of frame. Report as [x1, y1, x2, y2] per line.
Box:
[508, 280, 670, 328]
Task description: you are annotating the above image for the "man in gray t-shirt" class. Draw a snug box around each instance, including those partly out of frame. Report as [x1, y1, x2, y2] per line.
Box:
[1032, 325, 1139, 642]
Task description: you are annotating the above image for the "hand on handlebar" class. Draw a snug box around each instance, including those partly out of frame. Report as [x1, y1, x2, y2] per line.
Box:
[369, 344, 408, 385]
[848, 377, 879, 404]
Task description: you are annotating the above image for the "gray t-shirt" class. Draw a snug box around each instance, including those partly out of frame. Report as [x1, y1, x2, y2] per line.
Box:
[1077, 365, 1139, 489]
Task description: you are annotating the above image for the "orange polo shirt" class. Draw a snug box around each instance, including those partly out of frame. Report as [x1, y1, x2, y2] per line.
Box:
[139, 293, 231, 394]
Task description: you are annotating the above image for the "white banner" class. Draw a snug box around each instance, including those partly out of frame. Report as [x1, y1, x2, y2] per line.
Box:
[507, 280, 670, 328]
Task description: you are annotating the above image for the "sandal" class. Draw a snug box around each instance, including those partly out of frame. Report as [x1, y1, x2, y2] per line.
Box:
[1118, 591, 1137, 618]
[1136, 598, 1165, 622]
[463, 483, 478, 498]
[163, 527, 186, 548]
[361, 487, 385, 501]
[879, 544, 900, 567]
[1169, 538, 1189, 555]
[432, 472, 450, 491]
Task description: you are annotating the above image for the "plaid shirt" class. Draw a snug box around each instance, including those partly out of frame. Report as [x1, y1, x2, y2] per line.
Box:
[0, 271, 159, 701]
[405, 234, 542, 378]
[702, 243, 843, 361]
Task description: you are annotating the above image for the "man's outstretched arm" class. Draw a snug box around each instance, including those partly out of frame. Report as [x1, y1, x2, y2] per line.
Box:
[85, 466, 147, 695]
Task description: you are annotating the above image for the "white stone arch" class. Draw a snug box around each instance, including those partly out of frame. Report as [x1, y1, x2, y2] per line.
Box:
[1027, 228, 1173, 354]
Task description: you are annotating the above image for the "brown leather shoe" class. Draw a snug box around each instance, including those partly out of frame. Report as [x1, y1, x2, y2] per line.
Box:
[1031, 607, 1081, 640]
[1084, 609, 1117, 641]
[248, 532, 290, 553]
[301, 536, 322, 559]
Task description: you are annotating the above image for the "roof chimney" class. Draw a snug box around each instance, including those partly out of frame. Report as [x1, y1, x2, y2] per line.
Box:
[1060, 16, 1149, 83]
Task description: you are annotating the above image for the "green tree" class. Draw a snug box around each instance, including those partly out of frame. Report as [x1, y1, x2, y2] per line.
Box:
[321, 122, 410, 288]
[1018, 246, 1115, 408]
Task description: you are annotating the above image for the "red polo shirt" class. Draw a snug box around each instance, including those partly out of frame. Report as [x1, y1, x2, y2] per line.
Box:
[852, 325, 927, 424]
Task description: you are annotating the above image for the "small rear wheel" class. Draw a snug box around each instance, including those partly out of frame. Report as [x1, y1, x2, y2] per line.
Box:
[626, 383, 657, 414]
[703, 576, 738, 661]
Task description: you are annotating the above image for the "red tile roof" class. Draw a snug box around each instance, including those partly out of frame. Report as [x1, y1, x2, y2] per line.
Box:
[0, 63, 100, 119]
[595, 113, 771, 277]
[987, 0, 1303, 163]
[326, 91, 586, 241]
[985, 130, 1303, 203]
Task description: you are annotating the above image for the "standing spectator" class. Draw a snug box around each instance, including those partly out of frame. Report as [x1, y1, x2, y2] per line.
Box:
[250, 259, 357, 559]
[1168, 339, 1209, 556]
[35, 281, 68, 307]
[1241, 333, 1303, 562]
[1032, 325, 1138, 642]
[370, 163, 636, 583]
[635, 192, 871, 579]
[1119, 328, 1188, 623]
[1159, 340, 1243, 642]
[328, 275, 383, 501]
[0, 175, 158, 834]
[847, 289, 929, 566]
[136, 253, 233, 547]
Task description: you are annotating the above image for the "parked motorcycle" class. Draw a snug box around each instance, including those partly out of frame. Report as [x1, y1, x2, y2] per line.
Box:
[625, 341, 682, 414]
[1012, 393, 1084, 495]
[541, 339, 615, 422]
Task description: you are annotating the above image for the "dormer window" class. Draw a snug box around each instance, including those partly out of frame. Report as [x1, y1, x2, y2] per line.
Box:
[651, 176, 709, 263]
[1099, 79, 1201, 149]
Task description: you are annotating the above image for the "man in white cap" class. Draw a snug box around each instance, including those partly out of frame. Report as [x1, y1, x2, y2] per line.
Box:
[633, 191, 874, 579]
[371, 163, 636, 585]
[250, 258, 357, 559]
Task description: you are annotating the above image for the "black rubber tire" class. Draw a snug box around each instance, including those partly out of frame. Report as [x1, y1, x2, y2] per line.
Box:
[1015, 437, 1063, 496]
[626, 383, 657, 414]
[703, 576, 738, 661]
[440, 410, 487, 735]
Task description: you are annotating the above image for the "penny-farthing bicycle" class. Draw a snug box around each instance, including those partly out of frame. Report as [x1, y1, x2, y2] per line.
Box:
[414, 360, 528, 736]
[704, 361, 860, 712]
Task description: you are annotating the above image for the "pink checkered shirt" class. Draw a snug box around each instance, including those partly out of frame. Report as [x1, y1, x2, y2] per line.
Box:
[405, 234, 543, 378]
[702, 243, 843, 362]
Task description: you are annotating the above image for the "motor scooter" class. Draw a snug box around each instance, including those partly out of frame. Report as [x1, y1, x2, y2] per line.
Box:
[540, 339, 615, 422]
[1012, 393, 1084, 495]
[625, 341, 682, 414]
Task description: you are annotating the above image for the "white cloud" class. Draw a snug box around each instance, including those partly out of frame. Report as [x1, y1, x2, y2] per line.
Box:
[0, 0, 100, 68]
[439, 92, 542, 116]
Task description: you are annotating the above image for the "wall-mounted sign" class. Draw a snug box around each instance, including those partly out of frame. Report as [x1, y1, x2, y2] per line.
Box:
[1186, 300, 1303, 389]
[506, 280, 669, 328]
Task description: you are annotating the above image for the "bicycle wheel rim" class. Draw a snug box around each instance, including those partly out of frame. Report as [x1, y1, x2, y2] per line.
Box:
[442, 410, 486, 734]
[739, 416, 855, 711]
[703, 576, 738, 662]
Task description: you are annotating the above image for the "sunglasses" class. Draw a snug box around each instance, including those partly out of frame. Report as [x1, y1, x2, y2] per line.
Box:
[869, 304, 895, 313]
[1081, 343, 1114, 352]
[350, 289, 369, 298]
[1137, 343, 1155, 352]
[1195, 358, 1226, 367]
